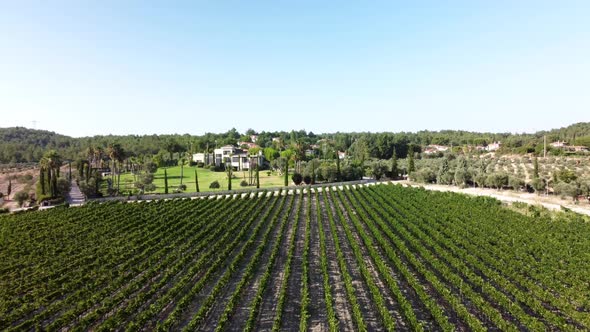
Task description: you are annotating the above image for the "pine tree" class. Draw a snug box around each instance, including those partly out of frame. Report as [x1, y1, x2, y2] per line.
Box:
[164, 168, 169, 194]
[391, 148, 398, 179]
[195, 169, 200, 192]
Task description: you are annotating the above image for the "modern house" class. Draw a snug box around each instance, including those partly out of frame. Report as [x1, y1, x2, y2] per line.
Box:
[192, 153, 214, 165]
[213, 145, 264, 171]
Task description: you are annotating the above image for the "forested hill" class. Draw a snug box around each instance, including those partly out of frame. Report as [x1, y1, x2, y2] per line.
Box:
[1, 123, 589, 164]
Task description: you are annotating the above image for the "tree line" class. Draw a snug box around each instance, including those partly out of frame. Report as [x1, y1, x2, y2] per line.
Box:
[2, 123, 590, 164]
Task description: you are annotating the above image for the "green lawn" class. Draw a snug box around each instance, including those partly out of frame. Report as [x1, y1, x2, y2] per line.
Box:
[118, 165, 285, 194]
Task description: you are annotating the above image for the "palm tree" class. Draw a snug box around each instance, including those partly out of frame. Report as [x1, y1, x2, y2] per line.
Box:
[85, 146, 95, 168]
[93, 146, 104, 168]
[106, 144, 125, 193]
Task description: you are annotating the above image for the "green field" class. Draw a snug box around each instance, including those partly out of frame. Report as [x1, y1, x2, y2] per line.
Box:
[2, 184, 590, 330]
[118, 165, 285, 193]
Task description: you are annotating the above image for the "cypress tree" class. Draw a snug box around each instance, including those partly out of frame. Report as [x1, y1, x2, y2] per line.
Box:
[391, 148, 398, 179]
[195, 169, 200, 192]
[164, 168, 169, 194]
[284, 159, 289, 186]
[94, 170, 99, 194]
[227, 162, 232, 191]
[39, 169, 45, 195]
[86, 163, 91, 182]
[533, 156, 539, 179]
[408, 150, 415, 174]
[336, 155, 341, 182]
[311, 161, 316, 184]
[256, 165, 260, 189]
[51, 169, 58, 197]
[47, 168, 52, 197]
[7, 178, 12, 197]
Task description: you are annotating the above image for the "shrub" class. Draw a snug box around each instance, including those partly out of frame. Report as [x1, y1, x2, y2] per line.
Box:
[209, 180, 220, 189]
[292, 173, 303, 185]
[240, 180, 248, 187]
[14, 191, 29, 207]
[303, 175, 312, 185]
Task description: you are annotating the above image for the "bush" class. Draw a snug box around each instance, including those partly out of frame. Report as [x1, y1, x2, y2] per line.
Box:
[14, 191, 29, 207]
[0, 208, 9, 214]
[292, 173, 303, 185]
[196, 162, 205, 168]
[209, 180, 220, 189]
[303, 175, 312, 185]
[177, 184, 187, 191]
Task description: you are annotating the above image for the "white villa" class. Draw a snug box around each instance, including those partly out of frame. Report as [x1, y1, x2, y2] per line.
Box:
[213, 145, 264, 171]
[192, 153, 214, 165]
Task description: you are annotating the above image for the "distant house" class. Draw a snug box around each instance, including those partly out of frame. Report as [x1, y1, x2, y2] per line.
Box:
[550, 141, 568, 148]
[238, 142, 259, 149]
[486, 141, 501, 152]
[272, 137, 281, 142]
[423, 145, 449, 155]
[213, 145, 263, 171]
[570, 145, 589, 152]
[337, 151, 347, 159]
[192, 153, 214, 165]
[250, 135, 258, 143]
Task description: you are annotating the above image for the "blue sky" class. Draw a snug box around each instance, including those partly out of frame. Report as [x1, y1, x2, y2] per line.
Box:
[1, 1, 588, 137]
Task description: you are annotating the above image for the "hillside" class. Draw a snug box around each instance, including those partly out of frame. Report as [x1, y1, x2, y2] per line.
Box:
[1, 122, 589, 164]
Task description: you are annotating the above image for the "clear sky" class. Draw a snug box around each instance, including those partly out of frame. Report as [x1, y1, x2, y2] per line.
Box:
[1, 1, 589, 137]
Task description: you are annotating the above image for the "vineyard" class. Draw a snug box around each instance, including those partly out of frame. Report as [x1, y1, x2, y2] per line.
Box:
[2, 184, 590, 331]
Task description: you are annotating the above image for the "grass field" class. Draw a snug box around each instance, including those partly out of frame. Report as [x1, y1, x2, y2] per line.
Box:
[117, 165, 285, 193]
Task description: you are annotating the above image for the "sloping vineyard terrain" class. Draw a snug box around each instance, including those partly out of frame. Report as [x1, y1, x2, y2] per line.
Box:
[1, 184, 590, 331]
